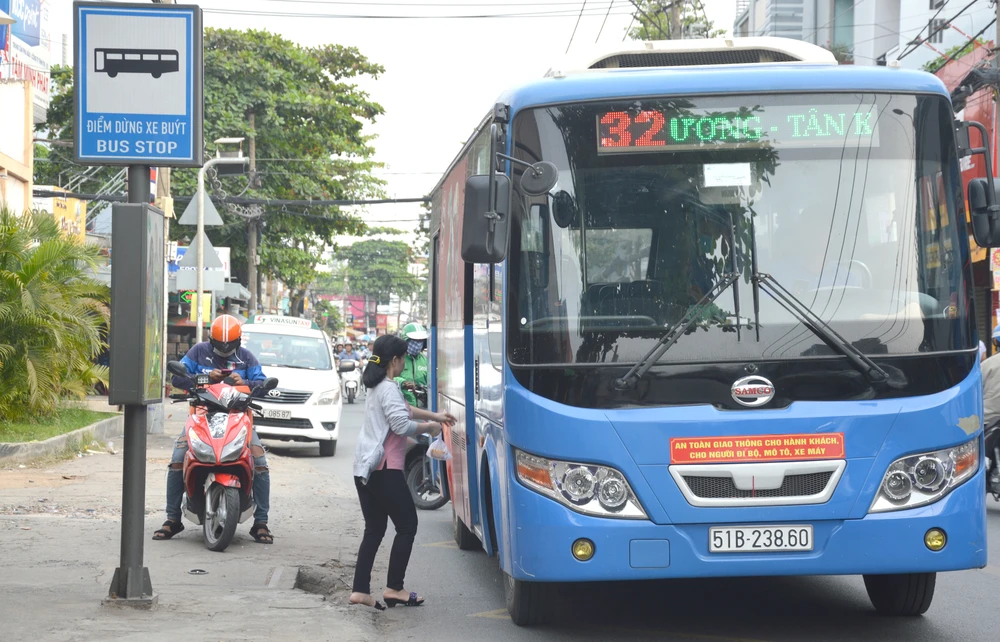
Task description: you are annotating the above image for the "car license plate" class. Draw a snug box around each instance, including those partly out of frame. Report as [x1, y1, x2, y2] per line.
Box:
[262, 409, 292, 420]
[709, 525, 813, 553]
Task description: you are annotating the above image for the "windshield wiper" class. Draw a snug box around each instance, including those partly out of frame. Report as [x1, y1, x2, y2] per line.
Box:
[267, 363, 317, 370]
[614, 272, 739, 390]
[753, 272, 893, 386]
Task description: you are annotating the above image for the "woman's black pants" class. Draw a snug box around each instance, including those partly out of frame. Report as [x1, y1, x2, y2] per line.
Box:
[352, 467, 418, 594]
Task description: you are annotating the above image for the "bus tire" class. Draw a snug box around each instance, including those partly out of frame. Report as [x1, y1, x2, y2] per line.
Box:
[452, 506, 480, 550]
[863, 572, 936, 616]
[504, 571, 550, 626]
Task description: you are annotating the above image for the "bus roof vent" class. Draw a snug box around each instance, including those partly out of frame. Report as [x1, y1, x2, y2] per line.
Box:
[546, 37, 836, 77]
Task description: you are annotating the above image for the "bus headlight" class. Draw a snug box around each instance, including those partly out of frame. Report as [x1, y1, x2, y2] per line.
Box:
[514, 449, 647, 519]
[869, 438, 979, 513]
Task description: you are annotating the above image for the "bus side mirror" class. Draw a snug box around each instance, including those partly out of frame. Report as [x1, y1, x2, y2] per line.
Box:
[960, 120, 1000, 247]
[461, 174, 510, 264]
[969, 178, 1000, 248]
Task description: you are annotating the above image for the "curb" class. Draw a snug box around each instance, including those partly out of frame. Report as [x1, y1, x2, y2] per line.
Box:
[0, 415, 125, 464]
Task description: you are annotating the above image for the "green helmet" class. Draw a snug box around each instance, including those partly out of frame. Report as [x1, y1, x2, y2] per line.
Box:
[400, 322, 428, 341]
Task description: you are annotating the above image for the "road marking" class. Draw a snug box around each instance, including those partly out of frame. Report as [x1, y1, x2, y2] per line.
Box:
[468, 608, 509, 619]
[420, 540, 458, 548]
[266, 566, 283, 587]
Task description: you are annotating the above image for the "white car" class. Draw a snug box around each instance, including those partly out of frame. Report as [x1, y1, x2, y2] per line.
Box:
[241, 315, 342, 456]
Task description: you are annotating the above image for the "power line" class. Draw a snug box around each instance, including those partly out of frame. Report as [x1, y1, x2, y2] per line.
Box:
[566, 1, 589, 53]
[898, 0, 978, 61]
[34, 188, 429, 207]
[596, 0, 615, 41]
[257, 0, 615, 5]
[202, 6, 632, 19]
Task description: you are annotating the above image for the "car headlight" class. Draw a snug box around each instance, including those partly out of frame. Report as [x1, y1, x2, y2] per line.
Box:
[316, 388, 341, 405]
[869, 438, 979, 513]
[220, 426, 247, 463]
[188, 429, 216, 464]
[514, 449, 647, 519]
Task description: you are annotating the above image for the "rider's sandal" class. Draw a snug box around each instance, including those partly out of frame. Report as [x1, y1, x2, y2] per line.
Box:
[384, 592, 425, 608]
[250, 522, 274, 544]
[152, 520, 184, 540]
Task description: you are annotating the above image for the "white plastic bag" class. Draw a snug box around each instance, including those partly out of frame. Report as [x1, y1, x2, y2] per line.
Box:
[427, 434, 452, 461]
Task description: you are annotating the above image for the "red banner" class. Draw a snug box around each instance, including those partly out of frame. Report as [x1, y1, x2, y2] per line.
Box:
[670, 433, 845, 464]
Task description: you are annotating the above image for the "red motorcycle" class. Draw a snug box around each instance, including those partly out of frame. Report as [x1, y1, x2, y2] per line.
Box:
[167, 361, 278, 552]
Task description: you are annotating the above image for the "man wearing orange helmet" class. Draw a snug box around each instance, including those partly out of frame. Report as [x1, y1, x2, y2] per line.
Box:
[153, 314, 275, 544]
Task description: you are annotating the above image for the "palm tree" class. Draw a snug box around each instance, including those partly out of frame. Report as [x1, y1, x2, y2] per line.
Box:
[0, 207, 110, 421]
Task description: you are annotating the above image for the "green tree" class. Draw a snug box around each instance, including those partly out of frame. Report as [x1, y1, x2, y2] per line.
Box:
[627, 1, 724, 41]
[340, 239, 421, 306]
[314, 299, 343, 334]
[35, 29, 385, 304]
[0, 208, 110, 422]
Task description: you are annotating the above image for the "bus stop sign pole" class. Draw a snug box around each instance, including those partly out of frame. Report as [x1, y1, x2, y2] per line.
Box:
[105, 167, 159, 608]
[73, 1, 204, 609]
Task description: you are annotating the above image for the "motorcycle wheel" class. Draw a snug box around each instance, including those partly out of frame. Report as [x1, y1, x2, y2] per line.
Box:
[203, 484, 240, 552]
[406, 456, 448, 511]
[348, 390, 355, 404]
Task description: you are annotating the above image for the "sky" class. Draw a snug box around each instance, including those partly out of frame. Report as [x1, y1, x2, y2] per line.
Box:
[47, 0, 737, 247]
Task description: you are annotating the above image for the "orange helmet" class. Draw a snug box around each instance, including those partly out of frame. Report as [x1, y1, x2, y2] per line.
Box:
[210, 314, 242, 357]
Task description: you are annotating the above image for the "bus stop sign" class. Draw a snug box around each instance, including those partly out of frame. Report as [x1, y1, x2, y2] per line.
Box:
[73, 2, 203, 167]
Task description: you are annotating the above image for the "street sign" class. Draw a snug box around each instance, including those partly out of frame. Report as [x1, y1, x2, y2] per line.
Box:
[109, 204, 165, 405]
[175, 231, 225, 292]
[177, 191, 223, 226]
[73, 2, 203, 167]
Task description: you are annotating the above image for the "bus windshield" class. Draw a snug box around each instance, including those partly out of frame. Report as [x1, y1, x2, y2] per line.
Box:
[507, 92, 974, 366]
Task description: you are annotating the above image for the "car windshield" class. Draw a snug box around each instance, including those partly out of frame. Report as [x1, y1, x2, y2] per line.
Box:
[242, 332, 332, 370]
[506, 92, 974, 366]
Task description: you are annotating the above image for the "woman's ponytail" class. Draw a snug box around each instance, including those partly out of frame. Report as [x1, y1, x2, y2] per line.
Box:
[362, 334, 408, 389]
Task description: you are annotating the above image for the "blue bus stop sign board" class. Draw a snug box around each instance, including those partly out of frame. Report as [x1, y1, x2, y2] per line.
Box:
[73, 2, 203, 167]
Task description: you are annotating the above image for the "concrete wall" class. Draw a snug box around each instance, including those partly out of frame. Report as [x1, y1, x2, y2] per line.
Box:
[0, 80, 34, 213]
[853, 0, 901, 64]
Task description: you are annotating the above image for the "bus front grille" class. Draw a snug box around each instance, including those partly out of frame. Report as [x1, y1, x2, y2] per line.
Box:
[668, 460, 846, 508]
[682, 471, 833, 499]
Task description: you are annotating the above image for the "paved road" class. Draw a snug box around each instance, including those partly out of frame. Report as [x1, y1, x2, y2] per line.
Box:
[270, 400, 1000, 641]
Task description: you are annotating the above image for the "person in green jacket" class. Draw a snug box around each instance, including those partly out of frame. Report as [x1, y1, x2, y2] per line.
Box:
[394, 322, 429, 408]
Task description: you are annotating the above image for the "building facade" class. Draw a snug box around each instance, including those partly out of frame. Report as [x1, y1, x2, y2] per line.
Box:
[735, 0, 996, 68]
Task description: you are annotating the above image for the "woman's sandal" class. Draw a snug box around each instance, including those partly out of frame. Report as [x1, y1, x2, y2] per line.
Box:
[151, 520, 184, 540]
[250, 523, 274, 544]
[384, 591, 424, 608]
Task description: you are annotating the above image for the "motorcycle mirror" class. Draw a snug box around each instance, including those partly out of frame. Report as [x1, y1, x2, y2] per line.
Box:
[167, 361, 189, 378]
[261, 377, 279, 392]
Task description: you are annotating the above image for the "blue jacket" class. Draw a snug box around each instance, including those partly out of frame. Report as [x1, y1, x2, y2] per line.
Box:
[173, 342, 266, 391]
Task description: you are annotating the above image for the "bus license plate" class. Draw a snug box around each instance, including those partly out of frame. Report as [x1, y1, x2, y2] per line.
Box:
[709, 525, 813, 553]
[262, 409, 292, 420]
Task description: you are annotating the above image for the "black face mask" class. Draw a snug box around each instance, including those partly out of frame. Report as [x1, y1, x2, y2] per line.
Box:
[212, 338, 240, 357]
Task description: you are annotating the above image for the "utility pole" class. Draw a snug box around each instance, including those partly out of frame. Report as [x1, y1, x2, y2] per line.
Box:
[247, 112, 258, 315]
[670, 0, 682, 39]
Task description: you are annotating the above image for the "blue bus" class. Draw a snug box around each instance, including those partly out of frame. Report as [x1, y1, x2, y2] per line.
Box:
[427, 37, 998, 625]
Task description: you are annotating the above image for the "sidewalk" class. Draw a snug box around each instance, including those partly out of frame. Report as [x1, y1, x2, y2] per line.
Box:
[0, 410, 378, 642]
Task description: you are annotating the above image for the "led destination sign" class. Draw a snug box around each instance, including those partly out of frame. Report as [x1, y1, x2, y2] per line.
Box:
[597, 105, 880, 153]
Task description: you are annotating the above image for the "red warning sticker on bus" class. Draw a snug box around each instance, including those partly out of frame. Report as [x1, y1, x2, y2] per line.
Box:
[670, 433, 845, 464]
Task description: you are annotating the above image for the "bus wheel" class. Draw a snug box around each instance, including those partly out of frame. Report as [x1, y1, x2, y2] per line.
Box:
[504, 571, 550, 626]
[452, 506, 480, 551]
[863, 572, 936, 615]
